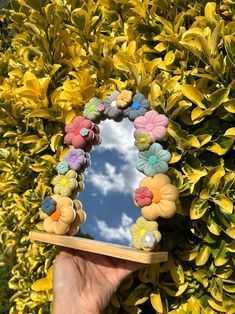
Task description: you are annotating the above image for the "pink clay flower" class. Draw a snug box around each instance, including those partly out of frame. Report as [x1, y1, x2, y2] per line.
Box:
[134, 186, 153, 207]
[64, 116, 100, 151]
[134, 110, 169, 141]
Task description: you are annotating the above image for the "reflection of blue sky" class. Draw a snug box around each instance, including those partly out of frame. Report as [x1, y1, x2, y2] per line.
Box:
[79, 119, 144, 246]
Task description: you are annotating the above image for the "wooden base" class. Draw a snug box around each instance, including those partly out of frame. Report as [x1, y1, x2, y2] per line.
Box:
[30, 231, 168, 264]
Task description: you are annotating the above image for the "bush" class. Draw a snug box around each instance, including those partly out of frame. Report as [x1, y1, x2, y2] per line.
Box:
[0, 0, 234, 313]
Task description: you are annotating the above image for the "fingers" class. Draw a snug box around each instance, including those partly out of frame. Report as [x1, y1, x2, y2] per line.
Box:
[115, 260, 147, 283]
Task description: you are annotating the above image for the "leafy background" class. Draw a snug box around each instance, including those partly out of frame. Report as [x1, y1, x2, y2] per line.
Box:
[0, 0, 234, 313]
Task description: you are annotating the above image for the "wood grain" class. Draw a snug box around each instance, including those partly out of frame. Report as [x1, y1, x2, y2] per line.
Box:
[30, 231, 168, 264]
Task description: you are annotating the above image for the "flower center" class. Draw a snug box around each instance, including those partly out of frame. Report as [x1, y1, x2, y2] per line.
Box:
[110, 100, 117, 107]
[152, 190, 161, 204]
[145, 235, 151, 242]
[74, 128, 80, 135]
[139, 192, 146, 199]
[145, 123, 154, 131]
[70, 155, 77, 163]
[148, 155, 157, 164]
[139, 229, 147, 237]
[139, 137, 146, 143]
[51, 207, 61, 221]
[89, 104, 96, 112]
[131, 102, 141, 110]
[80, 128, 88, 136]
[61, 178, 67, 186]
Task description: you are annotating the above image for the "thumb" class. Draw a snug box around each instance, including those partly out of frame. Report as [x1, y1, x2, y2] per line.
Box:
[115, 260, 147, 283]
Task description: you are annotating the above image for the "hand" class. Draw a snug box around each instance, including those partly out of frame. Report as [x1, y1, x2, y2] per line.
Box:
[53, 248, 146, 314]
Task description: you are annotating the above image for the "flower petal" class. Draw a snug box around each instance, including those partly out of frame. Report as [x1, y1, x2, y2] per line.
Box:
[141, 203, 160, 220]
[157, 150, 171, 162]
[60, 206, 75, 224]
[160, 184, 179, 201]
[54, 221, 70, 235]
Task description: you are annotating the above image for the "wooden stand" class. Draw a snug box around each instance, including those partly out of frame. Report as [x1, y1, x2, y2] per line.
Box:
[30, 231, 168, 264]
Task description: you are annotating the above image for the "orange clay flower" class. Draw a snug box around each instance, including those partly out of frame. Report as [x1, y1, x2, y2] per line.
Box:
[43, 194, 76, 235]
[139, 174, 179, 220]
[116, 90, 132, 108]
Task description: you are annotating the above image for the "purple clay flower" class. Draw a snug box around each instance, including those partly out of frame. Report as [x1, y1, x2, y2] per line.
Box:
[64, 148, 86, 172]
[79, 152, 91, 173]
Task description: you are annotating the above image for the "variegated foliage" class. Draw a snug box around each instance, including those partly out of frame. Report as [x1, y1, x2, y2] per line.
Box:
[0, 0, 234, 313]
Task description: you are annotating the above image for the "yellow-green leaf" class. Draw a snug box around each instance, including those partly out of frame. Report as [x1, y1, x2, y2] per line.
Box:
[180, 84, 205, 108]
[150, 290, 163, 313]
[50, 133, 63, 152]
[196, 245, 211, 266]
[190, 198, 209, 220]
[226, 227, 235, 239]
[214, 195, 233, 214]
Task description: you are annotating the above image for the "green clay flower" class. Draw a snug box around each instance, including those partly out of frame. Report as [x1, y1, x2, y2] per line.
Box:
[134, 133, 153, 151]
[70, 174, 85, 199]
[130, 217, 162, 251]
[51, 170, 78, 197]
[83, 97, 103, 121]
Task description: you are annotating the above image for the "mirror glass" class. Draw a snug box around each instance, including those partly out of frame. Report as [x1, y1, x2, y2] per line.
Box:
[79, 118, 144, 246]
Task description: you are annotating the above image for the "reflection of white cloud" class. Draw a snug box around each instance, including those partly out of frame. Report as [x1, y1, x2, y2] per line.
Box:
[95, 213, 133, 245]
[87, 119, 144, 195]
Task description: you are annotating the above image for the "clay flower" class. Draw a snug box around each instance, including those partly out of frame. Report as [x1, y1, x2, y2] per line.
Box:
[103, 91, 123, 119]
[116, 90, 132, 108]
[97, 103, 105, 112]
[78, 152, 91, 173]
[41, 196, 56, 215]
[83, 97, 103, 121]
[134, 133, 153, 151]
[136, 143, 171, 176]
[51, 170, 78, 197]
[43, 194, 76, 235]
[63, 148, 87, 172]
[130, 217, 162, 251]
[123, 93, 150, 121]
[139, 174, 179, 220]
[69, 174, 85, 199]
[64, 116, 100, 151]
[134, 187, 153, 207]
[134, 110, 169, 141]
[82, 125, 101, 152]
[56, 160, 69, 175]
[141, 231, 157, 250]
[67, 200, 86, 236]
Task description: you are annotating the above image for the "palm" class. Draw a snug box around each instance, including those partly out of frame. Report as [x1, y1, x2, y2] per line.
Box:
[53, 248, 145, 313]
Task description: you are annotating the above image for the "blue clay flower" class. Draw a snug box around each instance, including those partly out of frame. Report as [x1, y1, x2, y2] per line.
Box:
[41, 196, 57, 215]
[136, 143, 171, 176]
[123, 93, 150, 121]
[57, 160, 69, 174]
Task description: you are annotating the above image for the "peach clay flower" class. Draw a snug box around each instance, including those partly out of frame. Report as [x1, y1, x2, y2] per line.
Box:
[43, 194, 76, 235]
[139, 173, 179, 220]
[67, 200, 86, 236]
[116, 90, 132, 109]
[51, 170, 78, 197]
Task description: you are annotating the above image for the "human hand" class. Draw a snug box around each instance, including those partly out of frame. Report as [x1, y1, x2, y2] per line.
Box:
[53, 248, 146, 314]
